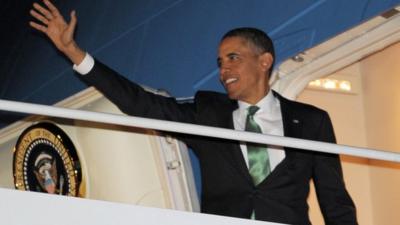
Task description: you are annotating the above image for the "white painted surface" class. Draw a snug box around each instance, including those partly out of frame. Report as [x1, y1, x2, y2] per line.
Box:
[298, 63, 373, 225]
[0, 94, 199, 212]
[0, 188, 284, 225]
[360, 42, 400, 225]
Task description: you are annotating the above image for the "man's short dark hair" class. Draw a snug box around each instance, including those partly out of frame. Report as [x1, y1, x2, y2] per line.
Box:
[221, 27, 275, 76]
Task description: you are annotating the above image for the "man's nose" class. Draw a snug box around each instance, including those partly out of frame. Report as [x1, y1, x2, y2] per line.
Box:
[219, 65, 230, 76]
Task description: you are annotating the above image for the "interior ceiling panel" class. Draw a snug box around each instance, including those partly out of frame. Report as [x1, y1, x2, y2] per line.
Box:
[271, 0, 399, 63]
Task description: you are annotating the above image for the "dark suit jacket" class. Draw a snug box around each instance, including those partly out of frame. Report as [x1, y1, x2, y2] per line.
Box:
[80, 60, 358, 225]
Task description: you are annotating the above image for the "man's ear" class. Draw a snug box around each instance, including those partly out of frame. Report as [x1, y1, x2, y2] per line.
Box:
[259, 52, 273, 72]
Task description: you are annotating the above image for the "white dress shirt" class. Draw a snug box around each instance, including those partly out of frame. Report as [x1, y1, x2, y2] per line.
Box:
[74, 54, 286, 171]
[233, 91, 285, 171]
[73, 53, 95, 75]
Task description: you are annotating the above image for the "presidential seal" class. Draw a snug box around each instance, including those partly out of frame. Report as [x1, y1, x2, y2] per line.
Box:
[13, 122, 82, 196]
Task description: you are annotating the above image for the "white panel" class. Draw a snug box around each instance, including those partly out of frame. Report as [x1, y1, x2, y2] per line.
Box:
[0, 188, 284, 225]
[0, 90, 199, 212]
[0, 138, 16, 188]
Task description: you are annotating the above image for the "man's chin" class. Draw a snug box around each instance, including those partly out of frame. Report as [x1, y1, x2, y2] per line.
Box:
[227, 92, 239, 100]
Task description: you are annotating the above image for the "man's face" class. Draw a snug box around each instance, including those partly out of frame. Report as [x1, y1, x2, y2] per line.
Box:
[218, 37, 272, 104]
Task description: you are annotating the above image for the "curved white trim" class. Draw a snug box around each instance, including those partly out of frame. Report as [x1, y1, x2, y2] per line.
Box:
[272, 10, 400, 99]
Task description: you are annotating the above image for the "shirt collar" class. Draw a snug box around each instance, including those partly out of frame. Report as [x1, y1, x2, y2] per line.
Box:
[237, 89, 276, 116]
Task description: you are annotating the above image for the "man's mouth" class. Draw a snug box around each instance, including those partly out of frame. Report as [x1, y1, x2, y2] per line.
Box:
[224, 78, 238, 85]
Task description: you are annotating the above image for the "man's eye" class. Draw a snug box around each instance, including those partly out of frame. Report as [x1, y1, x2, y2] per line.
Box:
[229, 55, 239, 60]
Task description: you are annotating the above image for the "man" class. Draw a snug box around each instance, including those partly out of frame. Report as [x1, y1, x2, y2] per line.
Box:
[30, 0, 358, 224]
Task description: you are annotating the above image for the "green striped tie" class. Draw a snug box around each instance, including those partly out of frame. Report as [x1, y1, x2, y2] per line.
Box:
[245, 106, 271, 185]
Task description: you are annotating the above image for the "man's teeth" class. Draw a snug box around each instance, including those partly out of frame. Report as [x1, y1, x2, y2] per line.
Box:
[225, 78, 238, 84]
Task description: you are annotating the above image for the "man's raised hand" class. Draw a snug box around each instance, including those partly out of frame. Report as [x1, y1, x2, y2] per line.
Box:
[30, 0, 85, 64]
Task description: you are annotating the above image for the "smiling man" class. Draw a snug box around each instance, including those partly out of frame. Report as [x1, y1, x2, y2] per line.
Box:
[30, 0, 358, 224]
[218, 31, 273, 104]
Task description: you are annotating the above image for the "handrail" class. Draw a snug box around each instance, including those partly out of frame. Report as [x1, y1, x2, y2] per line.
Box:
[0, 187, 282, 225]
[0, 99, 399, 163]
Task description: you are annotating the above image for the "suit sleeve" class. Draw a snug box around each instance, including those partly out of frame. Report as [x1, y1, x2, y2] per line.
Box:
[79, 60, 197, 124]
[312, 111, 358, 225]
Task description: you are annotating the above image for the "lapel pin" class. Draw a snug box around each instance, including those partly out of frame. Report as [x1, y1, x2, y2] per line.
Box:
[292, 119, 300, 124]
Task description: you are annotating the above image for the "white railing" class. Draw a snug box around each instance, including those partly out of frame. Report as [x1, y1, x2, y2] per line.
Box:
[0, 187, 281, 225]
[0, 99, 399, 162]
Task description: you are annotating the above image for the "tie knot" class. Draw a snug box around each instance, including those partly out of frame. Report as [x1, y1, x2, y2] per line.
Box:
[247, 105, 259, 116]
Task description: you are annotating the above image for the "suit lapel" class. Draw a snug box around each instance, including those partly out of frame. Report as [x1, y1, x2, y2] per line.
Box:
[216, 92, 305, 184]
[248, 92, 303, 186]
[217, 100, 253, 184]
[274, 91, 304, 144]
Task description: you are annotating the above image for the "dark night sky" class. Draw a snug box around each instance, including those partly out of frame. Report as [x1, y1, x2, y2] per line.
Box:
[0, 0, 36, 126]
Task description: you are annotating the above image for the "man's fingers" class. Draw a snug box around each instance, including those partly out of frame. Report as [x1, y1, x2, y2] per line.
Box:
[43, 0, 61, 17]
[69, 10, 77, 28]
[30, 9, 49, 25]
[29, 21, 48, 33]
[66, 10, 77, 39]
[68, 10, 77, 30]
[33, 2, 53, 20]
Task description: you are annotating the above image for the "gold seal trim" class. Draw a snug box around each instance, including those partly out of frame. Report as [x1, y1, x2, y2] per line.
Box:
[13, 122, 82, 197]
